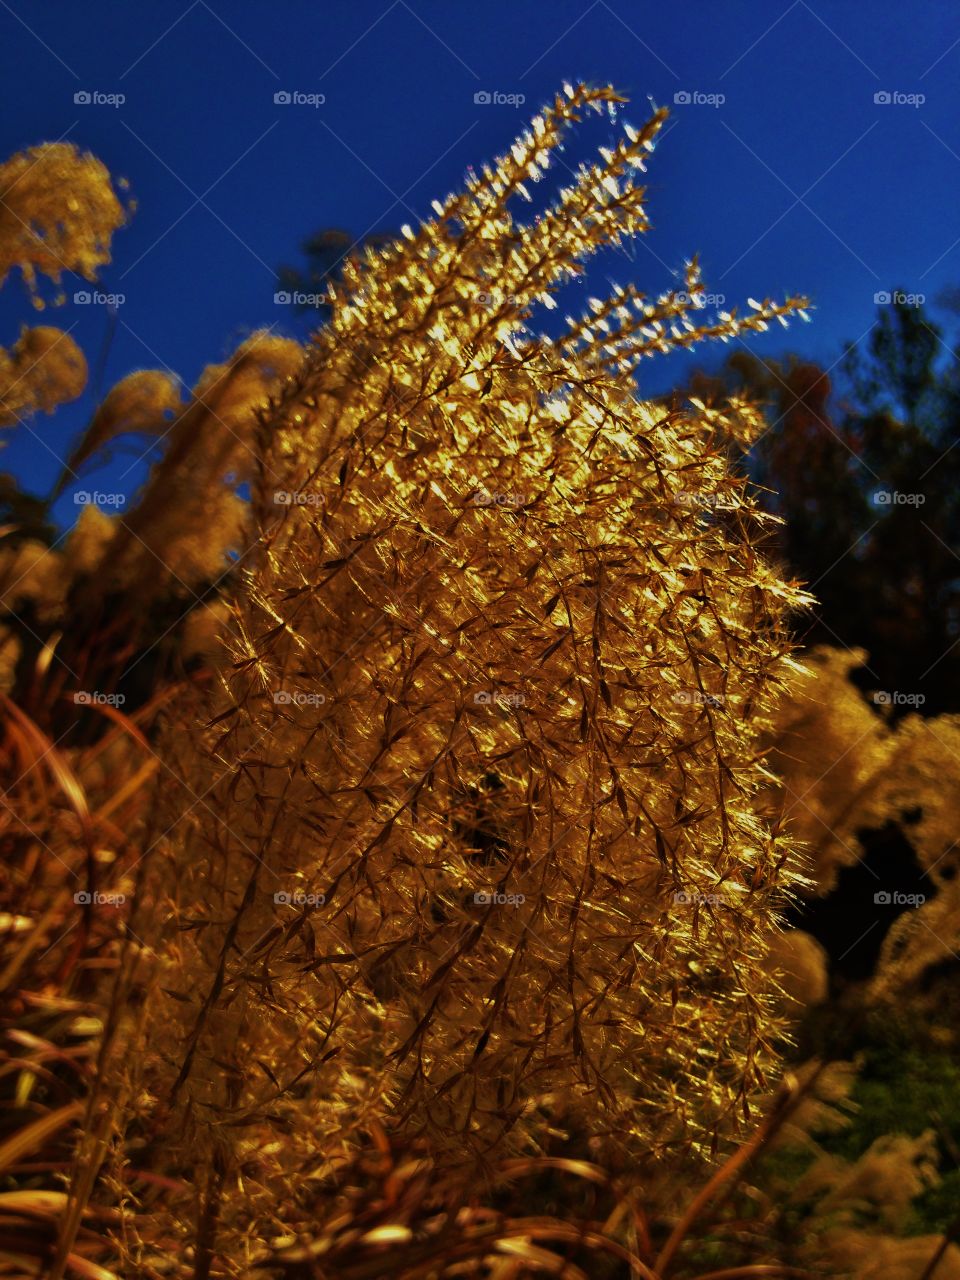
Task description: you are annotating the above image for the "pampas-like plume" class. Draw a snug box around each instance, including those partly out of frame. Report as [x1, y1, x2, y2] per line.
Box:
[0, 141, 126, 428]
[133, 84, 812, 1262]
[0, 142, 127, 299]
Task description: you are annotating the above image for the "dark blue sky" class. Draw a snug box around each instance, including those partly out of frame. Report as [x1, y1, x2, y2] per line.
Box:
[1, 1, 958, 522]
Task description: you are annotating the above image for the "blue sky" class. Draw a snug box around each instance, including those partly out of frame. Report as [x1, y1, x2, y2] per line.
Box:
[1, 1, 958, 522]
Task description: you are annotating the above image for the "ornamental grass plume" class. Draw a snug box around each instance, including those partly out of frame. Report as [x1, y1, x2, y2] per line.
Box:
[85, 332, 303, 595]
[0, 142, 127, 298]
[0, 324, 87, 426]
[124, 82, 813, 1263]
[768, 644, 960, 1006]
[0, 142, 128, 428]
